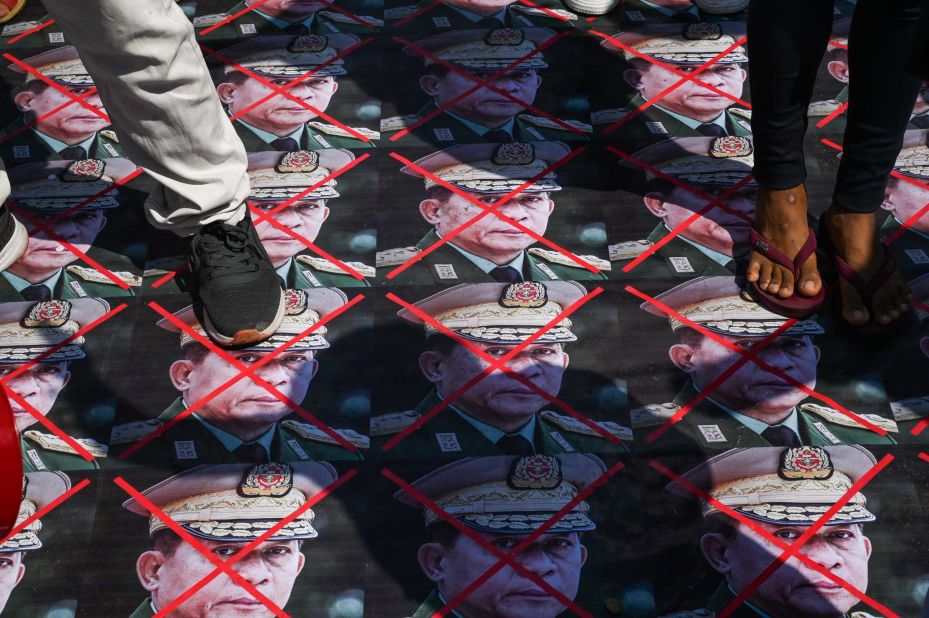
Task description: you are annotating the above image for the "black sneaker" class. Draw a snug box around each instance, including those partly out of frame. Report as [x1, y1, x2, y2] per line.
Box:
[0, 203, 27, 272]
[188, 213, 284, 347]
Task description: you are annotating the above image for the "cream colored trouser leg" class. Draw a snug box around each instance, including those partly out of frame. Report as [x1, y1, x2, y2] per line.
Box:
[39, 0, 248, 237]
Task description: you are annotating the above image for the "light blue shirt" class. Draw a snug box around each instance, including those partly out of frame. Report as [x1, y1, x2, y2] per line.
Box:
[32, 129, 95, 157]
[668, 224, 734, 267]
[252, 7, 316, 30]
[444, 3, 508, 23]
[706, 393, 801, 442]
[237, 119, 304, 146]
[437, 230, 526, 275]
[643, 95, 727, 131]
[443, 109, 516, 138]
[453, 406, 538, 448]
[275, 259, 294, 284]
[638, 0, 700, 17]
[192, 412, 276, 460]
[2, 269, 62, 296]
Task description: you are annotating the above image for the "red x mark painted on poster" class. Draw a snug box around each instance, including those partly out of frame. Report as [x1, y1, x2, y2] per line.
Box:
[588, 31, 750, 136]
[117, 294, 364, 459]
[653, 453, 898, 617]
[1, 302, 126, 460]
[383, 285, 624, 450]
[385, 146, 599, 279]
[626, 284, 891, 441]
[114, 469, 357, 618]
[814, 38, 851, 129]
[382, 459, 625, 618]
[0, 475, 90, 542]
[390, 0, 572, 28]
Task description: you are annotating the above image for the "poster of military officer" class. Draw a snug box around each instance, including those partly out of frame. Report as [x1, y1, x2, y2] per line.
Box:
[110, 288, 369, 467]
[606, 136, 757, 281]
[371, 281, 632, 459]
[208, 34, 380, 152]
[589, 23, 751, 150]
[626, 276, 899, 453]
[384, 0, 578, 33]
[80, 462, 368, 617]
[878, 130, 929, 282]
[193, 0, 383, 40]
[376, 142, 610, 285]
[379, 27, 592, 148]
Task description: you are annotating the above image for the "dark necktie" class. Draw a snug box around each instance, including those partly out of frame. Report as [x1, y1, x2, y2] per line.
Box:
[696, 123, 726, 137]
[21, 284, 51, 301]
[496, 434, 534, 455]
[761, 425, 801, 447]
[911, 114, 929, 128]
[60, 145, 87, 160]
[477, 16, 505, 28]
[282, 23, 310, 35]
[271, 137, 299, 152]
[233, 442, 268, 463]
[483, 129, 512, 143]
[489, 265, 523, 282]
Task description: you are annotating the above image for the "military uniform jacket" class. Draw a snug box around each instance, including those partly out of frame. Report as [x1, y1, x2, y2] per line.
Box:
[288, 252, 373, 288]
[381, 101, 591, 147]
[880, 215, 929, 278]
[593, 94, 752, 145]
[699, 584, 880, 618]
[616, 0, 747, 27]
[635, 381, 897, 453]
[372, 389, 630, 459]
[193, 1, 381, 39]
[0, 247, 140, 301]
[385, 1, 577, 32]
[128, 599, 156, 618]
[113, 398, 364, 466]
[232, 118, 377, 152]
[21, 432, 102, 472]
[379, 229, 609, 285]
[0, 119, 124, 166]
[610, 223, 735, 280]
[410, 590, 465, 618]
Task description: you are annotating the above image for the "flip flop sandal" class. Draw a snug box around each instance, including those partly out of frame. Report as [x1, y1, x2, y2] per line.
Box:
[745, 227, 825, 319]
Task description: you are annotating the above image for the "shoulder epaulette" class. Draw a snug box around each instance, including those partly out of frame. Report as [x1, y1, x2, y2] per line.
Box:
[889, 396, 929, 422]
[800, 403, 899, 433]
[591, 108, 628, 125]
[67, 265, 141, 287]
[808, 99, 843, 117]
[609, 240, 653, 261]
[281, 420, 369, 448]
[380, 115, 418, 132]
[630, 402, 680, 428]
[24, 430, 107, 457]
[728, 107, 752, 120]
[370, 411, 420, 436]
[296, 255, 374, 277]
[528, 248, 610, 271]
[541, 411, 632, 441]
[318, 10, 383, 26]
[377, 246, 422, 268]
[110, 420, 162, 445]
[520, 114, 592, 133]
[511, 4, 578, 19]
[99, 129, 119, 143]
[2, 21, 42, 37]
[192, 13, 231, 27]
[385, 5, 418, 19]
[307, 121, 379, 140]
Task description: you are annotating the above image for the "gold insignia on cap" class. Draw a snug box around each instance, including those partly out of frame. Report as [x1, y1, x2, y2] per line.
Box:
[499, 281, 548, 308]
[289, 34, 328, 53]
[284, 289, 309, 315]
[485, 28, 525, 46]
[277, 150, 320, 174]
[684, 22, 722, 40]
[709, 136, 753, 158]
[22, 300, 71, 328]
[508, 455, 563, 490]
[779, 447, 834, 481]
[62, 159, 106, 182]
[492, 142, 535, 166]
[239, 463, 295, 497]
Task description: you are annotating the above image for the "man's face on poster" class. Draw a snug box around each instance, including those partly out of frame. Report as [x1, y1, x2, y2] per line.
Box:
[0, 552, 25, 613]
[882, 176, 929, 234]
[644, 185, 755, 257]
[418, 529, 587, 618]
[420, 68, 542, 128]
[252, 199, 330, 266]
[245, 0, 324, 21]
[11, 209, 107, 276]
[0, 361, 71, 434]
[828, 55, 928, 116]
[624, 61, 746, 122]
[701, 520, 871, 618]
[169, 347, 318, 436]
[14, 84, 108, 145]
[138, 538, 305, 618]
[670, 331, 819, 420]
[218, 75, 339, 137]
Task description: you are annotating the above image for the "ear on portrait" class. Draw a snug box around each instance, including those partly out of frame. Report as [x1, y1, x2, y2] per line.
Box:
[699, 532, 733, 575]
[418, 350, 446, 384]
[668, 342, 698, 374]
[623, 67, 645, 91]
[216, 82, 239, 107]
[420, 75, 443, 97]
[136, 551, 168, 592]
[643, 193, 669, 218]
[826, 59, 850, 84]
[168, 359, 196, 393]
[417, 542, 449, 584]
[419, 198, 444, 226]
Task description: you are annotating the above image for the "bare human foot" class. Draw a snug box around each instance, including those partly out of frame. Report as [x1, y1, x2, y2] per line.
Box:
[746, 184, 823, 299]
[822, 205, 911, 326]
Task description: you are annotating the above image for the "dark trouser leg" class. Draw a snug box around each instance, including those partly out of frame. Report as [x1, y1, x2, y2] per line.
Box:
[748, 0, 836, 189]
[834, 0, 923, 213]
[905, 0, 929, 80]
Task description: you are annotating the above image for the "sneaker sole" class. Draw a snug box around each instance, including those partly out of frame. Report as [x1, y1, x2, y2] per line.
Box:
[0, 217, 28, 273]
[202, 287, 286, 347]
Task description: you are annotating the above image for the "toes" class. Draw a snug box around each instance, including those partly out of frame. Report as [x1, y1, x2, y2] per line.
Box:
[839, 281, 869, 326]
[798, 259, 822, 297]
[746, 254, 762, 283]
[767, 267, 782, 294]
[779, 270, 796, 298]
[759, 262, 773, 290]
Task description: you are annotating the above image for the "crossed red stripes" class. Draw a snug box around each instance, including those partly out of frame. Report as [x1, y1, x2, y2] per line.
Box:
[118, 294, 365, 459]
[0, 475, 90, 543]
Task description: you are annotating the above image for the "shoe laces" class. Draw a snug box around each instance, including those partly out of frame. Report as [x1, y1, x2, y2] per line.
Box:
[197, 224, 261, 279]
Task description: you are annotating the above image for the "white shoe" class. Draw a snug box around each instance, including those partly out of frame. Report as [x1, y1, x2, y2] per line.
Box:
[562, 0, 618, 15]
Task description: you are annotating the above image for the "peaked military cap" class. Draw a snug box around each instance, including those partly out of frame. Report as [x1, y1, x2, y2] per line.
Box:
[1, 471, 70, 552]
[894, 129, 929, 180]
[9, 158, 138, 211]
[624, 136, 756, 186]
[403, 27, 555, 71]
[0, 299, 110, 363]
[247, 149, 354, 201]
[217, 33, 360, 77]
[9, 46, 93, 85]
[602, 22, 747, 64]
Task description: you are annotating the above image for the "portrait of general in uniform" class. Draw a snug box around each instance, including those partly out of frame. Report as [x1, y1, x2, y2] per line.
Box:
[212, 34, 379, 152]
[0, 46, 124, 165]
[110, 288, 367, 466]
[632, 276, 899, 451]
[879, 130, 929, 281]
[377, 142, 610, 285]
[371, 282, 631, 458]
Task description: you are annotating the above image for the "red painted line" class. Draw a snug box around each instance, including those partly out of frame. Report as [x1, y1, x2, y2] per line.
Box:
[391, 0, 445, 26]
[6, 18, 56, 44]
[3, 53, 110, 122]
[0, 478, 90, 544]
[516, 0, 571, 21]
[815, 101, 848, 128]
[198, 0, 275, 35]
